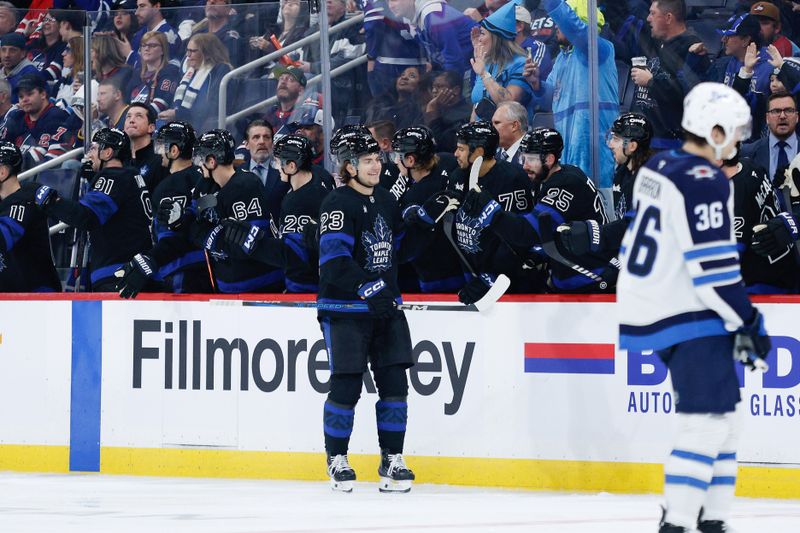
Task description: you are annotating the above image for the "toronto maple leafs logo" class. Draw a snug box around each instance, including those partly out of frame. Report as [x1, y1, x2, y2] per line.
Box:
[362, 215, 393, 272]
[454, 210, 484, 254]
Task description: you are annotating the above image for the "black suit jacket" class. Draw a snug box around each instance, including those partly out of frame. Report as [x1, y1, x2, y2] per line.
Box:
[741, 133, 800, 183]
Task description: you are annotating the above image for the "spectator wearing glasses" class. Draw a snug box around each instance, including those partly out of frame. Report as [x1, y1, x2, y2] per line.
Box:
[163, 33, 232, 133]
[126, 31, 181, 118]
[28, 13, 66, 91]
[110, 0, 140, 44]
[742, 91, 800, 183]
[121, 0, 181, 68]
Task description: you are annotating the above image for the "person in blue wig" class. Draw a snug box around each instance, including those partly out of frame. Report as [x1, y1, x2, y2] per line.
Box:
[469, 0, 533, 118]
[524, 0, 618, 189]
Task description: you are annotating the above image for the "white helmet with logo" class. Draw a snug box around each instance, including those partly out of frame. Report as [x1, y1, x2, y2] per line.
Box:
[681, 82, 752, 161]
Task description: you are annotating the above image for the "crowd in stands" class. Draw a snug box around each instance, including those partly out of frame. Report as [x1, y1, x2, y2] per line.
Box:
[2, 0, 800, 296]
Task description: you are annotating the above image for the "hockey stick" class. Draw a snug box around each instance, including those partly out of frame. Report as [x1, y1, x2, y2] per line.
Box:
[537, 212, 610, 290]
[211, 300, 481, 312]
[440, 155, 510, 312]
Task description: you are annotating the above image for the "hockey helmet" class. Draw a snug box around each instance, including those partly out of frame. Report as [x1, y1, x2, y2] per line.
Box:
[0, 141, 22, 175]
[521, 127, 564, 159]
[610, 112, 652, 145]
[456, 121, 499, 158]
[92, 127, 132, 163]
[682, 82, 751, 160]
[392, 126, 436, 161]
[336, 133, 380, 163]
[155, 121, 196, 160]
[194, 129, 236, 166]
[274, 134, 313, 170]
[329, 124, 371, 155]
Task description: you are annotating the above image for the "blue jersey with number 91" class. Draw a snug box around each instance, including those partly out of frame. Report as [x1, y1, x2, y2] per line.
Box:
[617, 149, 755, 352]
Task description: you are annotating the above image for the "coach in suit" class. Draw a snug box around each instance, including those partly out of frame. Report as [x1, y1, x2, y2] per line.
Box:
[492, 101, 528, 168]
[741, 92, 800, 183]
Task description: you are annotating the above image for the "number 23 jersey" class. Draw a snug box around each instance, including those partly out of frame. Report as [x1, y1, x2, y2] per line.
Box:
[617, 150, 755, 352]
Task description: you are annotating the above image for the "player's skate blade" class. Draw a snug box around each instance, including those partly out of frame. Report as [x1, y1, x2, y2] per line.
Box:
[377, 449, 414, 493]
[327, 454, 356, 493]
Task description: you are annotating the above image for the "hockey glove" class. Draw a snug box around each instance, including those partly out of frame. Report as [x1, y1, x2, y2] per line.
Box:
[556, 220, 602, 256]
[734, 309, 771, 371]
[222, 219, 264, 255]
[462, 186, 496, 217]
[357, 279, 396, 318]
[156, 200, 185, 231]
[203, 224, 228, 261]
[114, 253, 157, 299]
[458, 273, 494, 305]
[751, 213, 798, 257]
[402, 191, 461, 229]
[34, 184, 59, 210]
[303, 219, 319, 253]
[197, 194, 220, 225]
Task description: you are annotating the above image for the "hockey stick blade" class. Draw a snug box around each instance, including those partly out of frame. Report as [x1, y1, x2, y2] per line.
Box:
[537, 212, 609, 290]
[473, 273, 510, 312]
[211, 300, 481, 312]
[468, 155, 483, 191]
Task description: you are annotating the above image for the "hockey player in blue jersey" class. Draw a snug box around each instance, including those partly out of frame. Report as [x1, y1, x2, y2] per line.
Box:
[617, 82, 772, 533]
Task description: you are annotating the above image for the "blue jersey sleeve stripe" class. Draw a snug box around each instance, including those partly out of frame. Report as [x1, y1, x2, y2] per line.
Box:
[0, 216, 24, 252]
[533, 204, 566, 225]
[692, 270, 741, 287]
[79, 190, 119, 225]
[283, 233, 309, 263]
[683, 244, 739, 260]
[319, 232, 354, 266]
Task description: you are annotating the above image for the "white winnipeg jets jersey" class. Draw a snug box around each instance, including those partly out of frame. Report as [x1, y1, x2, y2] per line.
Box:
[618, 150, 754, 351]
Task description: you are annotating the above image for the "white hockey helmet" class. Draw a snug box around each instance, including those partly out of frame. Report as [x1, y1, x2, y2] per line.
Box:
[681, 82, 752, 161]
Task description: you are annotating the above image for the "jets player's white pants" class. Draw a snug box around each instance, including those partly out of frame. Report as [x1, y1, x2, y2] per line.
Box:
[664, 407, 742, 528]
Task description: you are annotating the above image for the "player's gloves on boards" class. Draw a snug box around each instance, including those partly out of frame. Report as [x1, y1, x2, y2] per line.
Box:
[221, 219, 264, 254]
[33, 184, 59, 210]
[458, 273, 494, 305]
[402, 190, 461, 229]
[556, 220, 602, 256]
[357, 278, 396, 318]
[461, 186, 502, 227]
[734, 309, 771, 371]
[114, 253, 157, 299]
[156, 200, 185, 231]
[751, 213, 798, 257]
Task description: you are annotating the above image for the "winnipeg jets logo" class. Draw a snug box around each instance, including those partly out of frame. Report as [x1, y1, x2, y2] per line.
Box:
[362, 215, 392, 272]
[687, 165, 715, 180]
[455, 210, 483, 254]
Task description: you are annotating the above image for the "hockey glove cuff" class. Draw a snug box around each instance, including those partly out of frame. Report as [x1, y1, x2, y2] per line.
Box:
[734, 309, 771, 370]
[34, 185, 59, 211]
[114, 253, 157, 299]
[357, 279, 396, 318]
[401, 204, 435, 229]
[556, 220, 602, 256]
[751, 212, 798, 257]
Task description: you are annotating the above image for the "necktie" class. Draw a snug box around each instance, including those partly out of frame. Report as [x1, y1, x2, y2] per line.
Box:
[254, 164, 266, 184]
[498, 149, 507, 161]
[777, 141, 790, 178]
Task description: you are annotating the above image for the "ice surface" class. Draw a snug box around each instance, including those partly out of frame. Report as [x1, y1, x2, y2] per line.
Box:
[0, 473, 797, 533]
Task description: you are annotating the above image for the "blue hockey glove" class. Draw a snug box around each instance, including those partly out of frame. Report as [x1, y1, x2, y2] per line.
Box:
[751, 213, 798, 257]
[556, 220, 602, 256]
[734, 309, 771, 371]
[114, 253, 157, 299]
[357, 279, 396, 318]
[34, 184, 59, 210]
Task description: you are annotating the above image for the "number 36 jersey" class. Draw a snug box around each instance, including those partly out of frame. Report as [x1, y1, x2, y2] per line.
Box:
[617, 150, 755, 352]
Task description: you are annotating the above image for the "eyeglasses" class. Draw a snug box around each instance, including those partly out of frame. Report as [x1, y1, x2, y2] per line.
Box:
[186, 48, 200, 55]
[140, 43, 162, 50]
[767, 107, 798, 117]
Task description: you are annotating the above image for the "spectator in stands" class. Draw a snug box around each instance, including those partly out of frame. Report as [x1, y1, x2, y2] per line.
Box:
[367, 119, 396, 164]
[751, 1, 799, 56]
[464, 0, 509, 22]
[0, 74, 76, 169]
[96, 78, 129, 130]
[111, 0, 140, 43]
[515, 4, 553, 84]
[470, 2, 533, 119]
[290, 105, 327, 166]
[630, 0, 704, 152]
[250, 0, 308, 72]
[492, 100, 527, 167]
[0, 2, 16, 36]
[125, 102, 163, 191]
[192, 0, 244, 67]
[424, 70, 471, 153]
[363, 0, 426, 98]
[0, 33, 39, 104]
[388, 0, 477, 74]
[529, 0, 560, 60]
[164, 33, 232, 132]
[0, 78, 12, 122]
[264, 65, 306, 131]
[742, 91, 800, 183]
[53, 9, 84, 43]
[92, 34, 134, 89]
[365, 65, 426, 130]
[56, 37, 88, 104]
[28, 13, 66, 92]
[524, 0, 617, 187]
[301, 0, 366, 124]
[127, 0, 181, 66]
[126, 31, 181, 118]
[720, 14, 772, 96]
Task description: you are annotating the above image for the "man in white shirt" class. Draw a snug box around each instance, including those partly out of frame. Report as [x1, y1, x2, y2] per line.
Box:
[492, 101, 528, 167]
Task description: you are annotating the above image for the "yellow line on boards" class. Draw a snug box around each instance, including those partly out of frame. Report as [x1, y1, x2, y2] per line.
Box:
[0, 445, 70, 473]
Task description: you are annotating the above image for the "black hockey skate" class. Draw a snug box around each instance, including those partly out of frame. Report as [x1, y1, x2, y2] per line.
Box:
[377, 449, 415, 493]
[698, 520, 732, 533]
[327, 454, 356, 493]
[659, 507, 690, 532]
